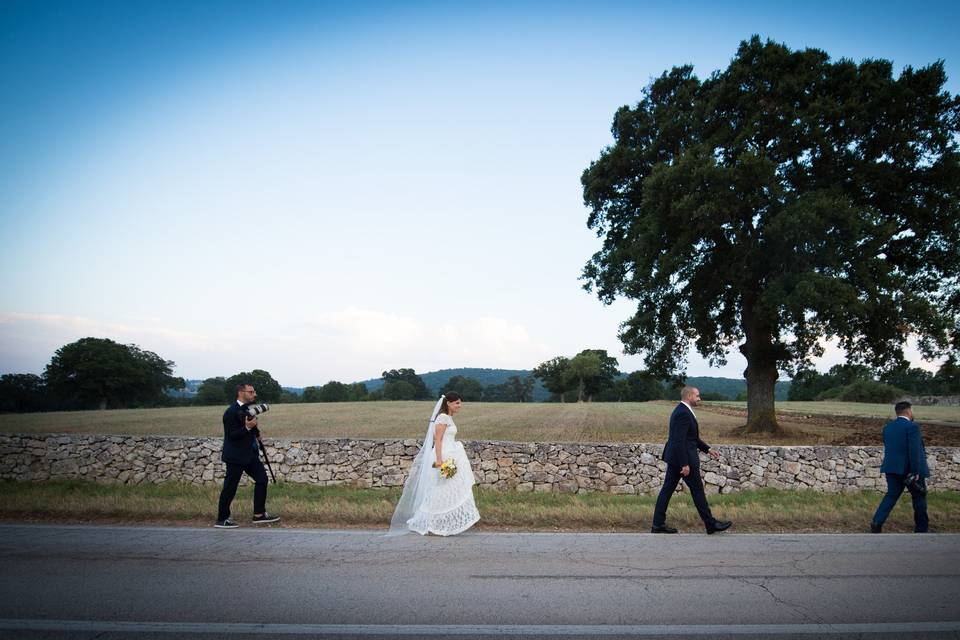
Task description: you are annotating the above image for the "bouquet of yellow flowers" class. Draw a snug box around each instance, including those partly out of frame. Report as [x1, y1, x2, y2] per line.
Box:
[436, 458, 458, 479]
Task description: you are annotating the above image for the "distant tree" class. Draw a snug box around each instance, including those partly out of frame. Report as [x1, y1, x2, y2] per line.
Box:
[0, 373, 46, 413]
[567, 349, 620, 402]
[383, 379, 416, 400]
[623, 371, 665, 401]
[481, 382, 509, 402]
[503, 375, 535, 402]
[532, 357, 574, 402]
[442, 375, 484, 401]
[224, 370, 283, 403]
[318, 381, 350, 402]
[881, 365, 936, 395]
[816, 379, 905, 403]
[195, 377, 229, 405]
[347, 382, 369, 401]
[301, 386, 322, 403]
[280, 391, 302, 403]
[44, 337, 184, 409]
[382, 368, 431, 400]
[788, 370, 834, 401]
[934, 357, 960, 394]
[700, 391, 728, 401]
[596, 378, 628, 401]
[581, 36, 960, 433]
[827, 364, 875, 386]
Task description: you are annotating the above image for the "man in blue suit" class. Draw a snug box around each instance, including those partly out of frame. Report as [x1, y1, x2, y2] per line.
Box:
[651, 386, 732, 534]
[870, 401, 929, 533]
[215, 383, 280, 528]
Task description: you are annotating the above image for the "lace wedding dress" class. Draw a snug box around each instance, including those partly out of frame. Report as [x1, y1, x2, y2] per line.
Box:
[405, 413, 480, 536]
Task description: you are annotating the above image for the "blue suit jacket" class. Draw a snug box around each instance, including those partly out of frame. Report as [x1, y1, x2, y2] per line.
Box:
[221, 402, 259, 465]
[661, 403, 711, 468]
[880, 416, 929, 478]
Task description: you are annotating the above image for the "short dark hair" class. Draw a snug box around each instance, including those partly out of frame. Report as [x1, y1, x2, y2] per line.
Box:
[236, 382, 253, 395]
[895, 400, 912, 416]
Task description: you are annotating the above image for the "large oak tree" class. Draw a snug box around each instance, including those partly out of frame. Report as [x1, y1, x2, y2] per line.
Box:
[44, 338, 185, 410]
[581, 37, 960, 432]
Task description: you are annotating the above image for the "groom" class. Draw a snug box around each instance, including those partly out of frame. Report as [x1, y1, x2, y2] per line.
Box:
[651, 386, 732, 534]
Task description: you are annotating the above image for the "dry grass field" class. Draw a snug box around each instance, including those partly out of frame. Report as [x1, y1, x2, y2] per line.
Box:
[3, 400, 959, 445]
[715, 400, 960, 424]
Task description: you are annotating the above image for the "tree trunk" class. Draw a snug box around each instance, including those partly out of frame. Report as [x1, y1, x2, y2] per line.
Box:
[739, 306, 783, 434]
[578, 378, 585, 402]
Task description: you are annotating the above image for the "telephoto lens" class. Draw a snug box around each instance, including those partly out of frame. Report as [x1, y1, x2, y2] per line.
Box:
[246, 403, 269, 418]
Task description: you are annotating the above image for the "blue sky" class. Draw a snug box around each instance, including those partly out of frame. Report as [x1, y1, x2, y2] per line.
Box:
[2, 0, 958, 387]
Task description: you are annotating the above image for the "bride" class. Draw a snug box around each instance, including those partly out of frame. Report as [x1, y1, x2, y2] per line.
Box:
[387, 392, 480, 536]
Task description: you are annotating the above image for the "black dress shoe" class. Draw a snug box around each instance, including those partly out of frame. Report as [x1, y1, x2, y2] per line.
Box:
[870, 522, 882, 533]
[706, 520, 732, 534]
[651, 525, 678, 534]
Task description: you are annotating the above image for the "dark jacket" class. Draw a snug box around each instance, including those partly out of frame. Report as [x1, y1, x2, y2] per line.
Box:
[880, 416, 929, 478]
[661, 402, 711, 468]
[221, 401, 259, 465]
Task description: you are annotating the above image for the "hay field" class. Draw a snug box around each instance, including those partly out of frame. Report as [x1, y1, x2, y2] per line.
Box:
[3, 400, 957, 444]
[2, 401, 722, 442]
[714, 400, 960, 424]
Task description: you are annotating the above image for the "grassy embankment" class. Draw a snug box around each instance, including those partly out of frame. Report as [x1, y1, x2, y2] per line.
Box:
[5, 480, 958, 532]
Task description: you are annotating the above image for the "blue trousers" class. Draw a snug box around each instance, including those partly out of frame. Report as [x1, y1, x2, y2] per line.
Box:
[653, 457, 716, 528]
[872, 473, 928, 532]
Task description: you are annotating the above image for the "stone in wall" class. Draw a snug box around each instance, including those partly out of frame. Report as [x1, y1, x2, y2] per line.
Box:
[1, 434, 958, 496]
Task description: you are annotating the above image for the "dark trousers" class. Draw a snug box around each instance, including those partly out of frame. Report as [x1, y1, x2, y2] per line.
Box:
[217, 456, 268, 522]
[653, 456, 716, 528]
[872, 473, 929, 532]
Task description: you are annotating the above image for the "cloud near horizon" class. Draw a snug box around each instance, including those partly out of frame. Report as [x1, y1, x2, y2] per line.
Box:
[0, 310, 943, 388]
[0, 309, 554, 386]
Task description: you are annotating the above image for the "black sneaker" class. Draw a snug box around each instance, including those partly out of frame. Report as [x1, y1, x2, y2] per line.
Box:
[252, 513, 280, 524]
[214, 518, 239, 529]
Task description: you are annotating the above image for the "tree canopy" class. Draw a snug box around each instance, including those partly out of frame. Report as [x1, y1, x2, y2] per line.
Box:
[382, 368, 431, 400]
[43, 337, 184, 409]
[581, 36, 960, 431]
[303, 380, 368, 402]
[532, 357, 574, 402]
[0, 374, 46, 413]
[224, 370, 283, 403]
[195, 377, 229, 405]
[533, 350, 620, 402]
[481, 375, 536, 402]
[441, 375, 484, 401]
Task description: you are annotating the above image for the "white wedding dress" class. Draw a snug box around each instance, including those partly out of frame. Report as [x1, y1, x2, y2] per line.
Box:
[406, 413, 480, 536]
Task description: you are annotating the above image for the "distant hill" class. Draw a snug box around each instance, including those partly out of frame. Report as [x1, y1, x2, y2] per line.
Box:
[358, 368, 551, 402]
[356, 370, 790, 402]
[170, 380, 303, 398]
[175, 373, 790, 402]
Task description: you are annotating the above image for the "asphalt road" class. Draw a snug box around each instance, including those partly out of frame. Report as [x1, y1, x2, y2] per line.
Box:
[0, 524, 958, 639]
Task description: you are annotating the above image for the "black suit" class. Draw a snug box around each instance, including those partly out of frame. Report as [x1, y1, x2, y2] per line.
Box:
[652, 402, 717, 528]
[216, 401, 269, 522]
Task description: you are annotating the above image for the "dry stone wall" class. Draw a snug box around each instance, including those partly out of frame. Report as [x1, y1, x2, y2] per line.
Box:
[2, 434, 959, 494]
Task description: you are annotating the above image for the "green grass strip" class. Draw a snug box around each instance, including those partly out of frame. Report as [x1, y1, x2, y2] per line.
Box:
[3, 480, 958, 533]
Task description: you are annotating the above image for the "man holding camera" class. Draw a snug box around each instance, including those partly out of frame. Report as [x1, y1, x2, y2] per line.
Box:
[215, 383, 280, 528]
[870, 400, 929, 533]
